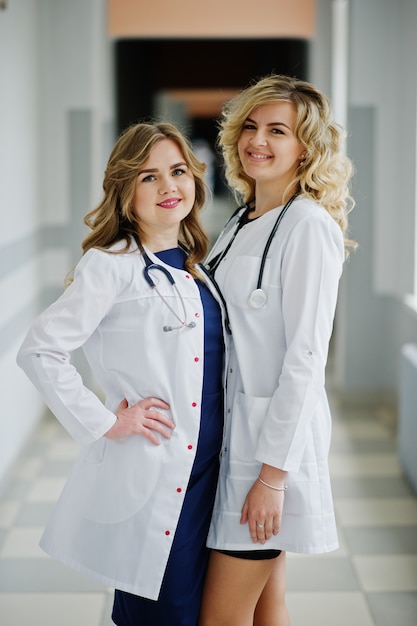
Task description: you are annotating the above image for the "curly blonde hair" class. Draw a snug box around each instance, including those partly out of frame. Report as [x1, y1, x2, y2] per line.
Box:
[218, 74, 356, 252]
[81, 122, 209, 277]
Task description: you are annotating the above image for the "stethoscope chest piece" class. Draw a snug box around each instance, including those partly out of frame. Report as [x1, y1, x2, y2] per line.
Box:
[248, 288, 267, 309]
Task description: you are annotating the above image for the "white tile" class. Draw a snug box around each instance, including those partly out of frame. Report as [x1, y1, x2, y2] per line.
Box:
[329, 453, 401, 477]
[13, 457, 43, 480]
[0, 528, 47, 558]
[332, 419, 392, 441]
[0, 501, 21, 528]
[286, 591, 374, 626]
[27, 477, 66, 502]
[0, 592, 106, 626]
[47, 439, 79, 461]
[353, 555, 417, 591]
[334, 497, 417, 526]
[36, 416, 65, 442]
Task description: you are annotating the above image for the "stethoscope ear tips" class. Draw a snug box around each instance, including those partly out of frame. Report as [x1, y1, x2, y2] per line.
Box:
[248, 289, 267, 309]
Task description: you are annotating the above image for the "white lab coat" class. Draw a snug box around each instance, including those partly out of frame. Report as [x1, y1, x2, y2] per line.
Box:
[17, 239, 227, 599]
[205, 195, 342, 554]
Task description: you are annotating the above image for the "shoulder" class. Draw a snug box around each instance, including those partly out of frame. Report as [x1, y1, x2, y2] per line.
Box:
[287, 196, 343, 236]
[75, 238, 140, 279]
[288, 195, 334, 224]
[282, 196, 344, 258]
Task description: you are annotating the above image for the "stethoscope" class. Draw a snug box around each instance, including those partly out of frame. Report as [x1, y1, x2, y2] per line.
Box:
[141, 248, 197, 333]
[207, 194, 297, 310]
[140, 243, 232, 335]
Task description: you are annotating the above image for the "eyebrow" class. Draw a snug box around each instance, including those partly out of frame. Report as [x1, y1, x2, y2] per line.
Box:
[245, 117, 291, 130]
[138, 161, 188, 175]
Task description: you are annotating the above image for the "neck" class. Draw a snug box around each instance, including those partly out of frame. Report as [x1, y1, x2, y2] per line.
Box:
[251, 182, 298, 217]
[139, 227, 180, 253]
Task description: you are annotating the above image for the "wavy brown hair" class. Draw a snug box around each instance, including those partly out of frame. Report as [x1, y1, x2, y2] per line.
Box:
[81, 122, 209, 277]
[218, 74, 356, 253]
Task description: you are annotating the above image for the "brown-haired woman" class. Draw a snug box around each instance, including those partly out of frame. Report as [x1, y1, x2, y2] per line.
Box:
[17, 122, 227, 626]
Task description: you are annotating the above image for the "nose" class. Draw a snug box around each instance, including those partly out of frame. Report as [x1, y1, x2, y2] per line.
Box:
[250, 128, 267, 147]
[159, 175, 178, 194]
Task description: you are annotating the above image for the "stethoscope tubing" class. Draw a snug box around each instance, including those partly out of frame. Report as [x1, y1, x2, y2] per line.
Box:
[197, 262, 232, 334]
[141, 249, 196, 332]
[255, 194, 297, 290]
[143, 261, 176, 287]
[207, 194, 297, 310]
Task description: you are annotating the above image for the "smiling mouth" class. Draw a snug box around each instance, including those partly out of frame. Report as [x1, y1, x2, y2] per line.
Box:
[158, 198, 181, 208]
[248, 151, 272, 160]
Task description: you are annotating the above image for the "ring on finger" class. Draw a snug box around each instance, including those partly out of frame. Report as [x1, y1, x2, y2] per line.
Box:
[256, 523, 265, 528]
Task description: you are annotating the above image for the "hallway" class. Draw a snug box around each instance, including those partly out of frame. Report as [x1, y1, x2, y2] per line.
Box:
[0, 387, 416, 625]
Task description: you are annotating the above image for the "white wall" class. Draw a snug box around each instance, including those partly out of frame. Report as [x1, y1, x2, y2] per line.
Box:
[0, 0, 44, 485]
[333, 0, 417, 403]
[0, 0, 114, 486]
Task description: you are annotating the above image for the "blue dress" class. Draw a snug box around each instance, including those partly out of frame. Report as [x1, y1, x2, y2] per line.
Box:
[112, 248, 224, 626]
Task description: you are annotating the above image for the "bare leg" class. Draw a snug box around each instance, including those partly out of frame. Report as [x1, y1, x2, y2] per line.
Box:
[254, 552, 291, 626]
[199, 551, 277, 626]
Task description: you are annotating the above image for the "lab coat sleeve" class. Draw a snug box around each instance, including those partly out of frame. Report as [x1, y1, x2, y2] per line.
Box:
[255, 214, 344, 471]
[16, 248, 120, 445]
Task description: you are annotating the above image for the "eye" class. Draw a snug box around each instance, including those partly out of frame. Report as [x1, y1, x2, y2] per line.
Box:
[141, 174, 156, 183]
[242, 123, 256, 131]
[271, 127, 285, 135]
[172, 168, 186, 177]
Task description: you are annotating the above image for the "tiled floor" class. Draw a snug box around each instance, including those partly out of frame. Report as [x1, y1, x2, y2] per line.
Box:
[1, 394, 416, 626]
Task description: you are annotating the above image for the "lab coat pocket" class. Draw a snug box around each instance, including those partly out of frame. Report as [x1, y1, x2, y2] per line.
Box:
[230, 392, 272, 462]
[75, 436, 162, 523]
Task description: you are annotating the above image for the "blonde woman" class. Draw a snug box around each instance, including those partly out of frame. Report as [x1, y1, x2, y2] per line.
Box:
[17, 122, 227, 626]
[200, 75, 355, 626]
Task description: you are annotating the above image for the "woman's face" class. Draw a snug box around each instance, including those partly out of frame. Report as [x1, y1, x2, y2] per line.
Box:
[133, 139, 196, 242]
[237, 101, 305, 190]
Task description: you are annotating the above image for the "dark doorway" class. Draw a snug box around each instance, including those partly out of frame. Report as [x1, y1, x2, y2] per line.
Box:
[115, 38, 309, 134]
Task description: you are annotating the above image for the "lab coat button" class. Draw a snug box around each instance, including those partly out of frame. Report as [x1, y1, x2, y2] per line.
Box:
[192, 402, 197, 407]
[187, 444, 193, 450]
[185, 274, 190, 279]
[165, 530, 171, 536]
[177, 487, 182, 493]
[194, 312, 200, 318]
[194, 357, 200, 362]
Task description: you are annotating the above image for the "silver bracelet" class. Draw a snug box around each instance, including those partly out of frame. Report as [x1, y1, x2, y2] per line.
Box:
[258, 476, 288, 491]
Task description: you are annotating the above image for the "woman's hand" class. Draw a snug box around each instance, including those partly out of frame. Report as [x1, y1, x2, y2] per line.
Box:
[240, 465, 287, 544]
[105, 397, 173, 445]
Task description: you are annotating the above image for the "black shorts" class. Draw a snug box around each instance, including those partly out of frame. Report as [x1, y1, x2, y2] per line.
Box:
[215, 549, 282, 560]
